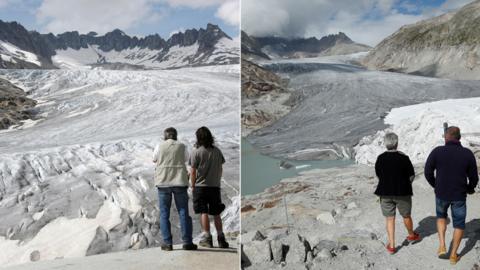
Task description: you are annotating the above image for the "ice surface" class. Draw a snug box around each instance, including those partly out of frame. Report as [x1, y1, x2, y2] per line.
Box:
[248, 57, 480, 160]
[0, 66, 239, 266]
[355, 97, 480, 165]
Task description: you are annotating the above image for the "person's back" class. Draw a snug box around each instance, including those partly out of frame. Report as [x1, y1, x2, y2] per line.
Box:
[375, 151, 414, 196]
[425, 141, 478, 201]
[424, 126, 478, 264]
[189, 126, 229, 249]
[154, 139, 189, 187]
[190, 145, 224, 188]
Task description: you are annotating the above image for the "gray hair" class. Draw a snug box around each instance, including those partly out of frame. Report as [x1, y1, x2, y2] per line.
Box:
[384, 132, 398, 150]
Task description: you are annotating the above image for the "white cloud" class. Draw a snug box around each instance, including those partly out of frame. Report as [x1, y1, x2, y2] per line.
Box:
[163, 0, 239, 26]
[169, 27, 185, 37]
[36, 0, 161, 34]
[163, 0, 224, 8]
[242, 0, 472, 47]
[216, 0, 239, 26]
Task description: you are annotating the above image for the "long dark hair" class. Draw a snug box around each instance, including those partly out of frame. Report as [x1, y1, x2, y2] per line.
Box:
[195, 126, 214, 148]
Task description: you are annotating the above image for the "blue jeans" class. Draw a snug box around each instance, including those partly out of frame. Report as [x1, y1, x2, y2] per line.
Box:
[157, 187, 193, 245]
[436, 197, 467, 229]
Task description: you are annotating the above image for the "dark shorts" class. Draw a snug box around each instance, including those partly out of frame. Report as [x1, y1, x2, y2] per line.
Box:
[436, 197, 466, 229]
[193, 187, 225, 215]
[379, 196, 412, 217]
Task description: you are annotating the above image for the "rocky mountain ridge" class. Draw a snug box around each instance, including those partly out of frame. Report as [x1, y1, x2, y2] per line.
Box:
[0, 20, 238, 69]
[362, 0, 480, 79]
[242, 31, 370, 59]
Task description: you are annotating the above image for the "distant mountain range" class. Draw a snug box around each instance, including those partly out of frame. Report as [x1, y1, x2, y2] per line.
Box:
[0, 20, 239, 69]
[241, 31, 370, 60]
[363, 0, 480, 79]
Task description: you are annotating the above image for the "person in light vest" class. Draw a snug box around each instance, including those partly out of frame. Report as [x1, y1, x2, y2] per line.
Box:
[153, 127, 197, 251]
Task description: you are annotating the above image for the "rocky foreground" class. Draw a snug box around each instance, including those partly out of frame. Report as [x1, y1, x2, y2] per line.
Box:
[241, 158, 480, 269]
[0, 77, 36, 129]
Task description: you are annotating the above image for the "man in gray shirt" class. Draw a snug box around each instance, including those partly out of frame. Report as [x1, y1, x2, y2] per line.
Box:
[189, 126, 229, 248]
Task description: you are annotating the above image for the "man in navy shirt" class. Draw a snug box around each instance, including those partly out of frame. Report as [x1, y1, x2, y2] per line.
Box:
[425, 126, 478, 264]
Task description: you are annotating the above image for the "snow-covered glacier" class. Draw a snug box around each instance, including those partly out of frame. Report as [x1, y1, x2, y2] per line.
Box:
[355, 97, 480, 165]
[0, 66, 239, 266]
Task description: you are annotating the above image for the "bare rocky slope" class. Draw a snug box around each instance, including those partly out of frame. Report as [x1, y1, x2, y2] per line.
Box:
[241, 58, 292, 135]
[0, 77, 36, 129]
[363, 0, 480, 79]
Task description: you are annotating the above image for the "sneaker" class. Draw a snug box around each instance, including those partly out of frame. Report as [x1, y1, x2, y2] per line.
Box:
[199, 234, 213, 248]
[182, 243, 198, 250]
[437, 246, 447, 259]
[161, 244, 173, 251]
[450, 253, 460, 265]
[386, 244, 396, 255]
[217, 234, 229, 249]
[406, 232, 421, 243]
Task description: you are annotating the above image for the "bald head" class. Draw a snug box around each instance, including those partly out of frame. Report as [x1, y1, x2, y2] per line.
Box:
[445, 126, 461, 142]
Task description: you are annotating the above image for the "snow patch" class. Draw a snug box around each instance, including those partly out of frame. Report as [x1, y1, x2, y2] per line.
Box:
[355, 97, 480, 165]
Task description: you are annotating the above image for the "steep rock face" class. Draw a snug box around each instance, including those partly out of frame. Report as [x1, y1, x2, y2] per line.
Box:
[241, 59, 291, 135]
[0, 78, 36, 129]
[0, 21, 238, 69]
[241, 31, 270, 60]
[245, 32, 370, 59]
[362, 0, 480, 79]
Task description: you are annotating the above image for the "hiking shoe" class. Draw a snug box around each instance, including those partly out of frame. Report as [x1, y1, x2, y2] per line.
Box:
[406, 232, 421, 243]
[437, 246, 447, 259]
[199, 234, 213, 248]
[450, 254, 460, 265]
[161, 244, 173, 251]
[217, 234, 229, 249]
[182, 243, 198, 250]
[386, 244, 396, 255]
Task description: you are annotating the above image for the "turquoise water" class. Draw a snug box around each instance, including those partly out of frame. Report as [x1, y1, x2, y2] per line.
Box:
[241, 138, 354, 195]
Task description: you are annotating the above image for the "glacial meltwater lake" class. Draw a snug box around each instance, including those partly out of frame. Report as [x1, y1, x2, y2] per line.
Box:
[241, 138, 354, 195]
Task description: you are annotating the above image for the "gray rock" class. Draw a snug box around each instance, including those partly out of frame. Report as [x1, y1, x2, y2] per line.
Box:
[86, 226, 112, 256]
[316, 211, 335, 225]
[242, 240, 272, 265]
[29, 250, 40, 262]
[270, 240, 286, 264]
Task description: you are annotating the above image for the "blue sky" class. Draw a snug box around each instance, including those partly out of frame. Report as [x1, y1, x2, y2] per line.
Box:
[242, 0, 474, 46]
[0, 0, 239, 38]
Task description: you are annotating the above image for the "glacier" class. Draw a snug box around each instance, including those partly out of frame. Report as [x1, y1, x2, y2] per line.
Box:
[355, 97, 480, 165]
[0, 66, 239, 266]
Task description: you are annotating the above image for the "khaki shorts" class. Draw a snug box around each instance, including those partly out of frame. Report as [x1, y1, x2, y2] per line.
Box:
[380, 196, 412, 217]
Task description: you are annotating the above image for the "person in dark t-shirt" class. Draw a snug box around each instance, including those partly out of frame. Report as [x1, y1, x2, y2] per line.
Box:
[189, 126, 229, 249]
[375, 132, 420, 254]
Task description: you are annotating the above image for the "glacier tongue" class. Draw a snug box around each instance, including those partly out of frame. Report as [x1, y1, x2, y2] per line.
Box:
[0, 66, 239, 266]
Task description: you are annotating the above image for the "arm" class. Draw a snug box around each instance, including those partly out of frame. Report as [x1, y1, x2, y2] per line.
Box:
[407, 157, 415, 183]
[374, 156, 381, 179]
[189, 149, 198, 189]
[467, 152, 479, 194]
[424, 150, 436, 188]
[184, 146, 189, 164]
[152, 145, 160, 163]
[190, 167, 197, 189]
